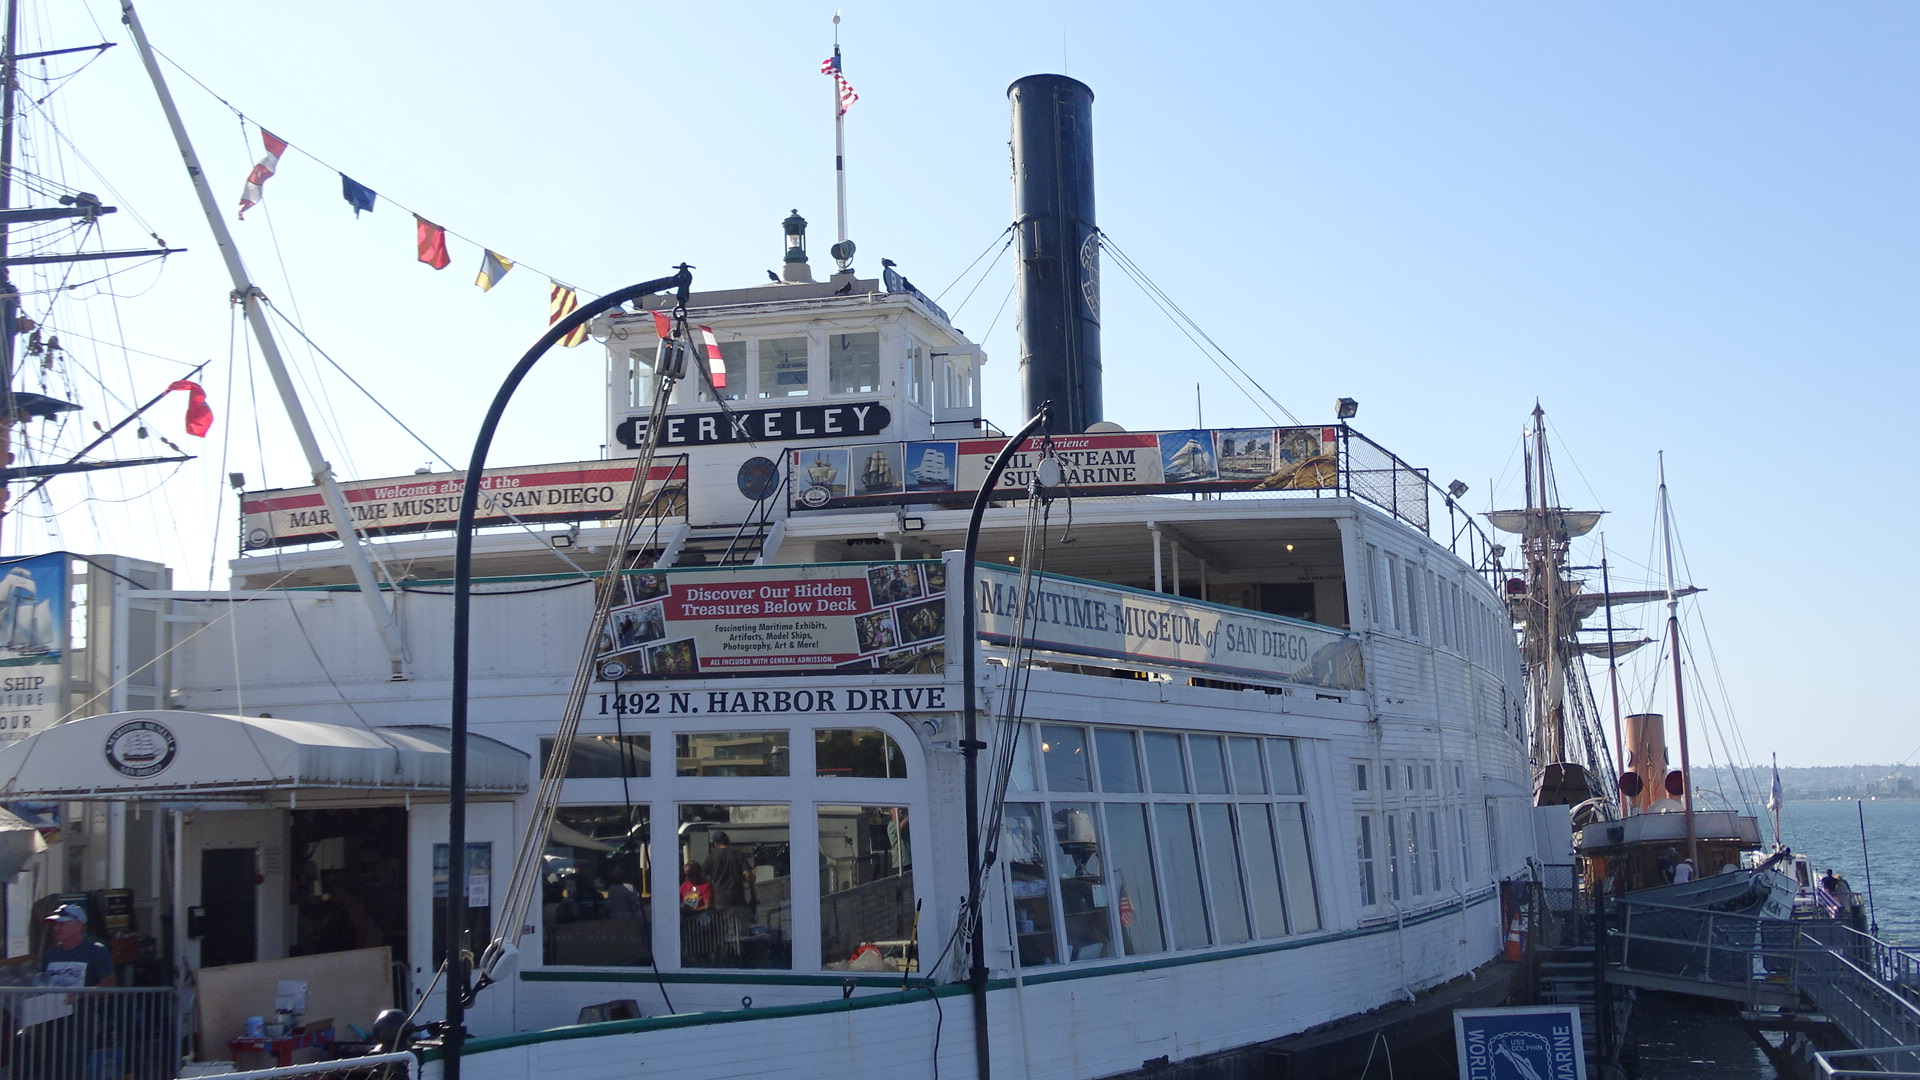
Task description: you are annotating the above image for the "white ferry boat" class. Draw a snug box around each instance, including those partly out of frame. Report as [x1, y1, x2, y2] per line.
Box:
[0, 72, 1541, 1080]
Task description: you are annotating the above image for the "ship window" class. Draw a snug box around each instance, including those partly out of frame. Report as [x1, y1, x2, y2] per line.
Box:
[1276, 804, 1320, 930]
[544, 805, 651, 968]
[1355, 815, 1378, 907]
[1190, 736, 1229, 794]
[1366, 544, 1384, 627]
[1103, 804, 1166, 956]
[1458, 807, 1472, 881]
[1428, 811, 1443, 892]
[628, 347, 660, 408]
[819, 805, 915, 971]
[907, 342, 927, 405]
[1386, 555, 1405, 631]
[1354, 762, 1369, 792]
[1382, 760, 1395, 791]
[815, 728, 907, 778]
[1040, 725, 1092, 792]
[1404, 765, 1415, 791]
[1423, 764, 1434, 790]
[1144, 732, 1188, 793]
[1199, 804, 1251, 945]
[1268, 740, 1301, 796]
[1242, 806, 1289, 935]
[1095, 728, 1143, 793]
[675, 731, 790, 777]
[1008, 725, 1040, 793]
[1228, 737, 1266, 794]
[1053, 802, 1114, 960]
[1406, 811, 1423, 895]
[1154, 803, 1211, 949]
[539, 734, 650, 778]
[678, 805, 792, 970]
[1386, 814, 1402, 901]
[1001, 803, 1057, 966]
[829, 332, 880, 394]
[1404, 563, 1422, 638]
[757, 336, 810, 398]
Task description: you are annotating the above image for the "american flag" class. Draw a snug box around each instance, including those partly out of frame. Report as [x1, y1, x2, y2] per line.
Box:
[822, 52, 858, 114]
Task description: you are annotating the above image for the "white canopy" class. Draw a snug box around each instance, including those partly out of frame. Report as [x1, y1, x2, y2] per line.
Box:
[0, 711, 528, 799]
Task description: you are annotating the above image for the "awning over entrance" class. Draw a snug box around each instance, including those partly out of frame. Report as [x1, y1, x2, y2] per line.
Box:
[0, 711, 528, 798]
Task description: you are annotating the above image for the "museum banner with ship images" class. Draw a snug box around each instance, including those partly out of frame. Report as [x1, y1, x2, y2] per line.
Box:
[0, 554, 66, 744]
[593, 561, 948, 681]
[974, 565, 1363, 690]
[788, 425, 1339, 509]
[240, 458, 688, 548]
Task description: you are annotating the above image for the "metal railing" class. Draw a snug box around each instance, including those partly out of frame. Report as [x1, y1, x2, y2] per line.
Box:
[1609, 899, 1920, 1073]
[0, 984, 178, 1080]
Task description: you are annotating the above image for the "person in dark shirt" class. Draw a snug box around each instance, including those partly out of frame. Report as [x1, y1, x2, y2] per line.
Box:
[703, 833, 756, 965]
[42, 903, 115, 987]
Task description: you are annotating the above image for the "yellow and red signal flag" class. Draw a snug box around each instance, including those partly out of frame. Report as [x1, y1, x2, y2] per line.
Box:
[237, 131, 288, 219]
[549, 282, 587, 348]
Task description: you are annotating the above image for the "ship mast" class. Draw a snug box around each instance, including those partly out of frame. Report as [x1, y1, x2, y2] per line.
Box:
[1658, 452, 1698, 866]
[121, 0, 410, 677]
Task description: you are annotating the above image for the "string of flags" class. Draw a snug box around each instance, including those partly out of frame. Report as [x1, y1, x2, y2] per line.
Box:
[227, 125, 591, 347]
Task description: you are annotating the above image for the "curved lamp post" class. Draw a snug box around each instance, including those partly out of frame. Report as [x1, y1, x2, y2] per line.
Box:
[958, 404, 1047, 1080]
[442, 267, 692, 1078]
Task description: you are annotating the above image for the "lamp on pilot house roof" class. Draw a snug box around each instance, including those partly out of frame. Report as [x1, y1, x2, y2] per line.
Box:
[1335, 397, 1359, 420]
[781, 210, 814, 283]
[1447, 479, 1469, 500]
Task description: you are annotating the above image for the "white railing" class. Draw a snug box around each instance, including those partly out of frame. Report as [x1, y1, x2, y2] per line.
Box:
[0, 984, 179, 1080]
[199, 1051, 418, 1080]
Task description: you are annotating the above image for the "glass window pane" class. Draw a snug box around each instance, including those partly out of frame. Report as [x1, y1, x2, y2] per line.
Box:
[815, 728, 908, 778]
[1268, 740, 1301, 795]
[705, 340, 746, 402]
[1276, 804, 1320, 932]
[1386, 814, 1401, 901]
[1241, 806, 1288, 937]
[1153, 803, 1210, 949]
[1008, 725, 1040, 793]
[819, 805, 915, 971]
[544, 806, 650, 967]
[1040, 725, 1091, 792]
[829, 332, 881, 394]
[678, 805, 792, 969]
[675, 731, 789, 777]
[1428, 811, 1442, 893]
[1095, 729, 1142, 793]
[1198, 805, 1251, 945]
[1004, 803, 1057, 966]
[1190, 736, 1229, 794]
[758, 336, 809, 398]
[1144, 732, 1188, 793]
[1101, 804, 1165, 956]
[1053, 802, 1114, 961]
[540, 734, 650, 778]
[1356, 816, 1377, 907]
[1407, 811, 1423, 895]
[1228, 737, 1266, 794]
[628, 348, 658, 408]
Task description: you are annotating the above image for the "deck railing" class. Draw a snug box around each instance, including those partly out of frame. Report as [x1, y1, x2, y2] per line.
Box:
[0, 984, 179, 1080]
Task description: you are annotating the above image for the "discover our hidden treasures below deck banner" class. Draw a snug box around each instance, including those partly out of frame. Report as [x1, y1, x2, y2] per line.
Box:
[594, 561, 947, 681]
[789, 425, 1339, 509]
[0, 554, 65, 744]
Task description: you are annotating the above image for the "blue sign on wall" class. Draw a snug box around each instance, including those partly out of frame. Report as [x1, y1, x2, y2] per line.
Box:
[1454, 1006, 1586, 1080]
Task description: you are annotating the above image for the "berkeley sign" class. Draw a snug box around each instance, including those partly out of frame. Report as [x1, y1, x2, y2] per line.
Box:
[615, 402, 891, 449]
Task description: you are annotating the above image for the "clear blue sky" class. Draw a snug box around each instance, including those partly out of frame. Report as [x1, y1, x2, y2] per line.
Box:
[7, 2, 1914, 768]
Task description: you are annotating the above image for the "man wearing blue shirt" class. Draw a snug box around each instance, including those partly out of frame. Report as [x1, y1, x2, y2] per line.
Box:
[42, 903, 115, 987]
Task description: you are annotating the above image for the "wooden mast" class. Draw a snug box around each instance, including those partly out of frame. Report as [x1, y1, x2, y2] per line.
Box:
[1658, 452, 1699, 867]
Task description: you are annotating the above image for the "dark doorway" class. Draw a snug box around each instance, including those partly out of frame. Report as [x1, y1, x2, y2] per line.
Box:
[290, 807, 408, 960]
[199, 848, 258, 968]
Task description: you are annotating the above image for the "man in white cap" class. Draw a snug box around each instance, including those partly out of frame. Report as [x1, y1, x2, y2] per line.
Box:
[42, 903, 115, 987]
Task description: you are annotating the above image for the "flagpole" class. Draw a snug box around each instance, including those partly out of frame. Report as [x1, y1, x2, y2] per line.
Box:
[832, 17, 849, 253]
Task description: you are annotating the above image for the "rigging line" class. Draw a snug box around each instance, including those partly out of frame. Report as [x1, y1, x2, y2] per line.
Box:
[943, 234, 1012, 321]
[279, 589, 374, 728]
[253, 205, 364, 490]
[932, 225, 1014, 304]
[1097, 232, 1299, 426]
[27, 325, 200, 368]
[1537, 414, 1607, 515]
[18, 96, 166, 238]
[979, 281, 1016, 344]
[258, 300, 449, 465]
[209, 321, 239, 589]
[1100, 247, 1278, 427]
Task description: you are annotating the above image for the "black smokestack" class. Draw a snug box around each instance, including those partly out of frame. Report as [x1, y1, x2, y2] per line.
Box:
[1009, 74, 1101, 435]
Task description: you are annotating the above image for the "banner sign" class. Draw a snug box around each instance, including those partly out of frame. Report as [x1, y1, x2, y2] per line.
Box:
[789, 425, 1338, 509]
[616, 401, 891, 449]
[594, 561, 948, 681]
[0, 554, 67, 744]
[974, 565, 1363, 690]
[1453, 1007, 1586, 1080]
[240, 458, 687, 549]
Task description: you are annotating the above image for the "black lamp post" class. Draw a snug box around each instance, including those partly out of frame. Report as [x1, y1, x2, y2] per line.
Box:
[442, 267, 692, 1080]
[783, 210, 808, 267]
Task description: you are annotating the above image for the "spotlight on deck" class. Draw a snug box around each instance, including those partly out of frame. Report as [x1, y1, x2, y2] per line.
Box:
[1447, 480, 1469, 499]
[1335, 397, 1359, 420]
